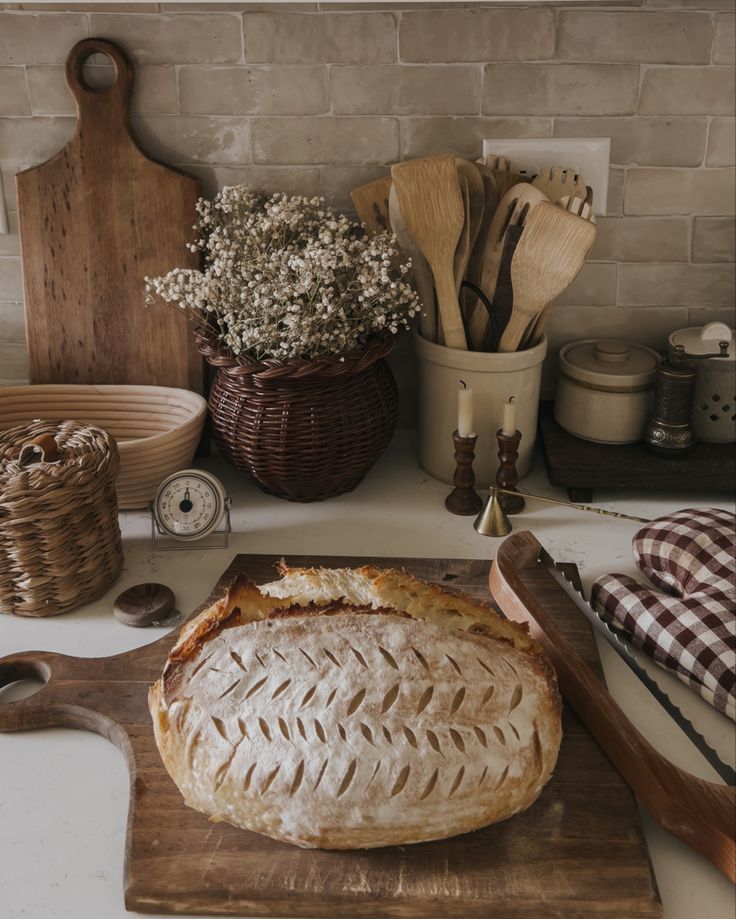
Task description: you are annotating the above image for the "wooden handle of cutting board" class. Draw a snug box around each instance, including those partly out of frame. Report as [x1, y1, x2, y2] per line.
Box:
[65, 38, 133, 126]
[490, 530, 736, 884]
[0, 650, 126, 740]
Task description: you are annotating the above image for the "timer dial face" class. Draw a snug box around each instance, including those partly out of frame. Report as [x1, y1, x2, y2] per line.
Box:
[153, 471, 226, 541]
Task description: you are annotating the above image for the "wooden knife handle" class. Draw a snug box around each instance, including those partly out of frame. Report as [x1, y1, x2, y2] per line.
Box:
[490, 530, 736, 884]
[65, 38, 133, 115]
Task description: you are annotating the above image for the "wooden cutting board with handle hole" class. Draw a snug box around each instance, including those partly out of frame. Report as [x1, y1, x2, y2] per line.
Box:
[0, 554, 662, 918]
[16, 38, 204, 392]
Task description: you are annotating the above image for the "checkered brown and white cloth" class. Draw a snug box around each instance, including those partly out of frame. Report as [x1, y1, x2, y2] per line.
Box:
[592, 508, 736, 720]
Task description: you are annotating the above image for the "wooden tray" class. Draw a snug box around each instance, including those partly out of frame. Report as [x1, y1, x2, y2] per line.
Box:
[539, 402, 736, 502]
[0, 554, 662, 918]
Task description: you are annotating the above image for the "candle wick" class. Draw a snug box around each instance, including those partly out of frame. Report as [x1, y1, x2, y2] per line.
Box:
[459, 379, 467, 390]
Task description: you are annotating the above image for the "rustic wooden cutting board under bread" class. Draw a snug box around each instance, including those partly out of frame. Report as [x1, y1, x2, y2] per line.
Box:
[16, 38, 203, 392]
[0, 553, 661, 918]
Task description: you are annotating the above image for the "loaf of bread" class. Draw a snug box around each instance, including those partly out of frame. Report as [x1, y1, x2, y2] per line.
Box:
[149, 564, 562, 849]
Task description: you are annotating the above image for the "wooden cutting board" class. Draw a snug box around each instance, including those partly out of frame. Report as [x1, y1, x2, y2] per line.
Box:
[0, 554, 662, 918]
[16, 38, 204, 392]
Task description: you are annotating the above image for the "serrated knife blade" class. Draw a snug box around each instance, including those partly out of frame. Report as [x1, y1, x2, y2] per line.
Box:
[539, 549, 736, 786]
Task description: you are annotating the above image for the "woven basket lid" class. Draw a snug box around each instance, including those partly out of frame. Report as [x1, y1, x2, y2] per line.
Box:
[0, 420, 120, 499]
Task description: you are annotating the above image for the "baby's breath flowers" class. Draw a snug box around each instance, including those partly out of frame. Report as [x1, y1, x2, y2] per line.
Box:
[145, 185, 419, 361]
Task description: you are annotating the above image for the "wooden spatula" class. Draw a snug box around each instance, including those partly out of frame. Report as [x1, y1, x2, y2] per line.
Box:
[388, 185, 437, 343]
[498, 201, 596, 352]
[391, 154, 466, 350]
[520, 195, 599, 349]
[456, 159, 485, 253]
[453, 160, 485, 296]
[351, 176, 392, 234]
[464, 165, 498, 293]
[532, 165, 586, 204]
[467, 183, 548, 350]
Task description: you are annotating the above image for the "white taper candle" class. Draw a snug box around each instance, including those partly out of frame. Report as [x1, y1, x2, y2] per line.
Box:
[502, 396, 517, 436]
[458, 380, 474, 437]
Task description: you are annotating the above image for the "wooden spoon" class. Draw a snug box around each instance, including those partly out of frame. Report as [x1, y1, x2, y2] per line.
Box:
[467, 183, 548, 350]
[351, 176, 392, 234]
[388, 185, 437, 343]
[498, 200, 597, 353]
[532, 165, 586, 204]
[391, 154, 466, 350]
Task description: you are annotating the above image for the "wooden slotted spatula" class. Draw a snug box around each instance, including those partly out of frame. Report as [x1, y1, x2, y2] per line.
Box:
[388, 185, 437, 343]
[532, 165, 586, 204]
[351, 176, 392, 234]
[391, 154, 467, 350]
[520, 195, 598, 349]
[467, 183, 548, 351]
[498, 200, 596, 353]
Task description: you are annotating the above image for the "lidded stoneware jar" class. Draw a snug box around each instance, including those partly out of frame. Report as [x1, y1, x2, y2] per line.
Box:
[554, 339, 660, 444]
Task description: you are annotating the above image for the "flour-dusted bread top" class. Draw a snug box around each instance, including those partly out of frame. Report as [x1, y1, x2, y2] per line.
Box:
[150, 566, 562, 849]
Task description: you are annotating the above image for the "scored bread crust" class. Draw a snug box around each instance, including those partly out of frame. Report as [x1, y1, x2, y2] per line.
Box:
[149, 565, 562, 849]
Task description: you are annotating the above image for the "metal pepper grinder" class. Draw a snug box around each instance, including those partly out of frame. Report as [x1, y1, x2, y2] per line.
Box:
[644, 346, 696, 455]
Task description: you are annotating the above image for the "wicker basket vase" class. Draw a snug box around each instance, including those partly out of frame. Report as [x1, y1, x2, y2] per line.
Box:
[0, 421, 123, 617]
[196, 329, 399, 501]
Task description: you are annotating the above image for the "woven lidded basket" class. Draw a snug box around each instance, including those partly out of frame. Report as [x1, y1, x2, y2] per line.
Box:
[197, 328, 398, 502]
[0, 421, 124, 617]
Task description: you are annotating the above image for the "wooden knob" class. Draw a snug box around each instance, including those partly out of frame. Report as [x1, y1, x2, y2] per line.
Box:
[113, 583, 176, 628]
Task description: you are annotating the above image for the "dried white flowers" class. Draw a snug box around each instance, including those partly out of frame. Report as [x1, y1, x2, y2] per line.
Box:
[145, 185, 419, 361]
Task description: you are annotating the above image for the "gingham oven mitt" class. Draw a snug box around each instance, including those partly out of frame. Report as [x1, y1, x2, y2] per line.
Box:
[591, 508, 736, 721]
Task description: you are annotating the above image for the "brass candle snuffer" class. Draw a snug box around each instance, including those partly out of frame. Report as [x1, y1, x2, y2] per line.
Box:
[474, 485, 651, 538]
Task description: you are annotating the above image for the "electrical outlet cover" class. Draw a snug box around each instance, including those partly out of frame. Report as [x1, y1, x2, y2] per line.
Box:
[482, 138, 611, 215]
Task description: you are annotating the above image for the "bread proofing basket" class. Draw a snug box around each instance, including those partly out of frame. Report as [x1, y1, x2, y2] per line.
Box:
[0, 385, 207, 509]
[0, 421, 123, 617]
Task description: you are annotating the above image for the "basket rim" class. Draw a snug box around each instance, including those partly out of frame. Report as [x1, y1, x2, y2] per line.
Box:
[194, 326, 396, 381]
[0, 384, 208, 451]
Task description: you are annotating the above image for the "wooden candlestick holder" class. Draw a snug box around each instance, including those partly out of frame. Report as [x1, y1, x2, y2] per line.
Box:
[445, 431, 483, 516]
[496, 429, 526, 514]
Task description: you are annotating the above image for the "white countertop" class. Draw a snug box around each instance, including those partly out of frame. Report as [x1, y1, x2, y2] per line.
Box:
[1, 430, 734, 919]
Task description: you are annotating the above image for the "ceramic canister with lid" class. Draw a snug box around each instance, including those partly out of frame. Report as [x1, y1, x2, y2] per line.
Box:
[555, 339, 661, 444]
[668, 322, 735, 444]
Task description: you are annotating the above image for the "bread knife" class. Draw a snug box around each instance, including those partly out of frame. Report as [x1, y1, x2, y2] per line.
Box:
[539, 549, 736, 786]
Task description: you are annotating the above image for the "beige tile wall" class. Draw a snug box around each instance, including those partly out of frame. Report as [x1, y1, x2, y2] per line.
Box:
[0, 1, 734, 401]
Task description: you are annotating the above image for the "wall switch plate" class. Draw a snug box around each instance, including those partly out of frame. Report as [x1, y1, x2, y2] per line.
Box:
[482, 138, 611, 216]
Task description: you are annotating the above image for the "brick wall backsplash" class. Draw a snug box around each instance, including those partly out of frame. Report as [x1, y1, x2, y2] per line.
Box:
[0, 1, 734, 403]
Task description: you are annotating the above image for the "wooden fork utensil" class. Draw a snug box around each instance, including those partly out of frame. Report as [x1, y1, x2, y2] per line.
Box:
[532, 165, 586, 204]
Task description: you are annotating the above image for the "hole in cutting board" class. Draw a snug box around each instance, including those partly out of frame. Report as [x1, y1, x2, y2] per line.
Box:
[0, 678, 45, 704]
[80, 51, 117, 92]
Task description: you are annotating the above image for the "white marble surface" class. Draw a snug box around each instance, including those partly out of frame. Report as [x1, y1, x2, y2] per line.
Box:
[1, 431, 734, 919]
